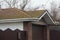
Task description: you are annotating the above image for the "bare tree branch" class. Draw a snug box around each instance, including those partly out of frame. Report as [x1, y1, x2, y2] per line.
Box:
[50, 1, 57, 20]
[20, 0, 30, 10]
[4, 0, 12, 8]
[0, 1, 4, 8]
[4, 0, 18, 8]
[12, 0, 18, 8]
[3, 0, 30, 10]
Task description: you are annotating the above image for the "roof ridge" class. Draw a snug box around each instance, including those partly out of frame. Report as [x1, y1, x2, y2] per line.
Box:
[16, 10, 32, 18]
[22, 12, 32, 18]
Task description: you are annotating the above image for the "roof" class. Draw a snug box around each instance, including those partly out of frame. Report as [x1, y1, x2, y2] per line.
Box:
[0, 8, 31, 19]
[0, 8, 55, 24]
[25, 10, 46, 18]
[0, 8, 46, 19]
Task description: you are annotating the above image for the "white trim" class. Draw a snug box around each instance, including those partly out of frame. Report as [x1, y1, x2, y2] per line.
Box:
[0, 18, 38, 23]
[46, 12, 55, 24]
[0, 22, 23, 31]
[38, 11, 55, 24]
[38, 11, 47, 21]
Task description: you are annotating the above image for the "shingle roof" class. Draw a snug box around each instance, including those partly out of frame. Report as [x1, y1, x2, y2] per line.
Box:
[0, 8, 31, 19]
[0, 8, 55, 24]
[0, 8, 46, 19]
[26, 10, 46, 18]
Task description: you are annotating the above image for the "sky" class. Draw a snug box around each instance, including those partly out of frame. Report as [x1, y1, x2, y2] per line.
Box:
[0, 0, 60, 10]
[26, 0, 60, 10]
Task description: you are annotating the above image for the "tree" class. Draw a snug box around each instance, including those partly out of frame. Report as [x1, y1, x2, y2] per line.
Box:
[4, 0, 18, 8]
[3, 0, 41, 11]
[50, 1, 57, 20]
[3, 0, 30, 10]
[20, 0, 30, 10]
[0, 1, 4, 9]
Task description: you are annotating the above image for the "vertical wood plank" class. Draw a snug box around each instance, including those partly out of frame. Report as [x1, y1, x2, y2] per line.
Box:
[47, 27, 50, 40]
[23, 22, 32, 40]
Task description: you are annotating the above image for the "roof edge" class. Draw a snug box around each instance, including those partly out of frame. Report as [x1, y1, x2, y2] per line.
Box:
[37, 10, 55, 24]
[0, 18, 38, 23]
[37, 10, 47, 21]
[46, 11, 55, 24]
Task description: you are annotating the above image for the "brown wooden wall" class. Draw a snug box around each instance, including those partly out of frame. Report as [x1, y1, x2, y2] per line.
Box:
[23, 22, 47, 40]
[0, 28, 26, 40]
[32, 24, 47, 40]
[50, 30, 60, 40]
[23, 22, 32, 40]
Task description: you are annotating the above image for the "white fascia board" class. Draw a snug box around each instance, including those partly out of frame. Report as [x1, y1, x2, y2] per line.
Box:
[38, 11, 55, 24]
[38, 11, 47, 21]
[0, 18, 38, 23]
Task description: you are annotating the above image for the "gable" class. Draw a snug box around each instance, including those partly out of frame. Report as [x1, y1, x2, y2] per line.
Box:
[41, 11, 54, 24]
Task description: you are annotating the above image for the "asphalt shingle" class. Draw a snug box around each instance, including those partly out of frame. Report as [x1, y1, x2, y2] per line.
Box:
[0, 8, 46, 19]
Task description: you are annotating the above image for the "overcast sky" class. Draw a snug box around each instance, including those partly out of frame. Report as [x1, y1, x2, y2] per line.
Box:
[24, 0, 60, 11]
[0, 0, 60, 10]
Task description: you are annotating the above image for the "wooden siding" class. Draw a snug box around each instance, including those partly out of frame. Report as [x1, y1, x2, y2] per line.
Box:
[0, 29, 26, 40]
[50, 30, 60, 40]
[32, 24, 47, 40]
[23, 22, 32, 40]
[23, 22, 48, 40]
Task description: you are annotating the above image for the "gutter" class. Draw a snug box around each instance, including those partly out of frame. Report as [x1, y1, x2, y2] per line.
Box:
[0, 18, 38, 23]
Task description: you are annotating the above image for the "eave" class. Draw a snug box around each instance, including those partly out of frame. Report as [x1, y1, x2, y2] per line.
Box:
[0, 18, 38, 23]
